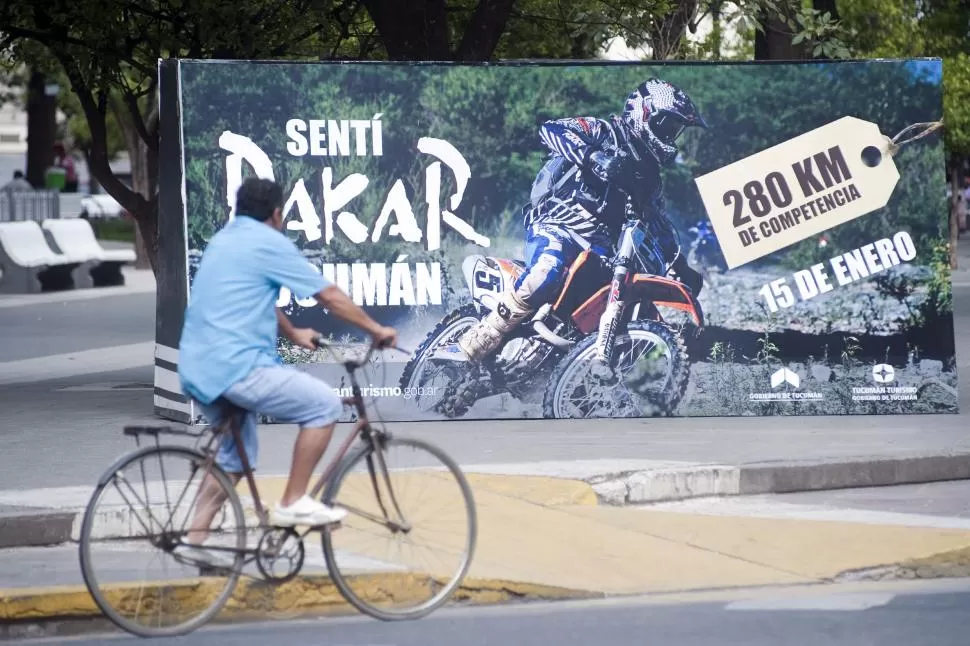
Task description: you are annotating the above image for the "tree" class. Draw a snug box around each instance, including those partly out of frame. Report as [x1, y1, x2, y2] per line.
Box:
[1, 0, 336, 273]
[0, 0, 838, 274]
[837, 0, 970, 267]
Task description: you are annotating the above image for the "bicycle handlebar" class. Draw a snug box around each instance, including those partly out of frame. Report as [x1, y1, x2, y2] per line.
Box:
[312, 334, 411, 369]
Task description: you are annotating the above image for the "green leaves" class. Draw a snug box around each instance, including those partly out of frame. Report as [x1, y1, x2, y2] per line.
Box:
[838, 0, 970, 155]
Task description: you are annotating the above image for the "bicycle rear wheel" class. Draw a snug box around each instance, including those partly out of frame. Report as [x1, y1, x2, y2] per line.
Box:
[78, 446, 247, 637]
[321, 436, 477, 621]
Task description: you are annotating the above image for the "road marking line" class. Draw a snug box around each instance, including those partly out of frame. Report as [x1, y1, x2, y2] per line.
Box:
[724, 591, 896, 611]
[0, 342, 154, 386]
[640, 497, 970, 530]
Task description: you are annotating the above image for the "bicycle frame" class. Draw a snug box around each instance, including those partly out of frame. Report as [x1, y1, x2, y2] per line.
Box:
[197, 341, 413, 536]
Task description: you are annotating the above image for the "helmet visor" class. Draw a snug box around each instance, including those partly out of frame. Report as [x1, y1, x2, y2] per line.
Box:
[649, 112, 687, 144]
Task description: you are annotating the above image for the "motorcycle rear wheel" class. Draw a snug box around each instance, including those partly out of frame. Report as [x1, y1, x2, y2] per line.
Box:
[542, 319, 689, 419]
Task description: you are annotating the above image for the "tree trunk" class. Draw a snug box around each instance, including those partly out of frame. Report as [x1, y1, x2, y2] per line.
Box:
[362, 0, 451, 59]
[813, 0, 839, 20]
[113, 94, 158, 270]
[711, 0, 722, 59]
[950, 158, 960, 270]
[131, 197, 159, 275]
[455, 0, 518, 60]
[25, 70, 57, 189]
[754, 4, 808, 60]
[649, 0, 698, 60]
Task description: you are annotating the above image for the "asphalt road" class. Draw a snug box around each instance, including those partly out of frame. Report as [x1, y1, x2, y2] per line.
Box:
[33, 579, 970, 646]
[0, 267, 968, 491]
[3, 369, 970, 490]
[752, 480, 970, 519]
[0, 293, 154, 362]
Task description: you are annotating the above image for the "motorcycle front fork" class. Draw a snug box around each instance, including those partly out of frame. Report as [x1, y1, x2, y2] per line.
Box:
[593, 267, 629, 371]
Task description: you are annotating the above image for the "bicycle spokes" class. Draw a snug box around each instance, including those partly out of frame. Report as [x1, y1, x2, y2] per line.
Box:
[321, 437, 477, 619]
[79, 448, 247, 637]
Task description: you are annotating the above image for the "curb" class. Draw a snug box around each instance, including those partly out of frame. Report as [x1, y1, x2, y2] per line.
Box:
[3, 452, 970, 548]
[0, 509, 75, 549]
[835, 545, 970, 583]
[0, 574, 600, 641]
[586, 452, 970, 505]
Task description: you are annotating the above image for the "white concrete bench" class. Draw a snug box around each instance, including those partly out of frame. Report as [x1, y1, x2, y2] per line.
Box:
[42, 218, 136, 287]
[0, 221, 90, 293]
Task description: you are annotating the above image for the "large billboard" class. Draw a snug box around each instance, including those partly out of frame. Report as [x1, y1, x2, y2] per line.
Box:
[155, 59, 957, 424]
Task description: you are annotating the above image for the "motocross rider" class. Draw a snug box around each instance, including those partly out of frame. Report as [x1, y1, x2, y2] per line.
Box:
[448, 78, 708, 363]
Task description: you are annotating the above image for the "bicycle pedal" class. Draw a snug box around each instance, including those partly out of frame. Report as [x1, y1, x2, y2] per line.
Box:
[310, 520, 343, 531]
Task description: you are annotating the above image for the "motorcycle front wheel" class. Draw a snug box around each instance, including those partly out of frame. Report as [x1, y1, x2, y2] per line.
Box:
[542, 319, 689, 419]
[399, 304, 483, 418]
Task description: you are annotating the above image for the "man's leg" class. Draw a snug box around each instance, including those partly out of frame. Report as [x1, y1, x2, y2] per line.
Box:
[220, 365, 346, 525]
[457, 226, 573, 361]
[279, 417, 335, 507]
[182, 402, 248, 545]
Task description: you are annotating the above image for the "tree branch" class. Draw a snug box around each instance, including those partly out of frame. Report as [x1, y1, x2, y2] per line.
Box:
[122, 84, 155, 153]
[0, 24, 91, 50]
[54, 50, 142, 215]
[456, 0, 518, 61]
[269, 23, 327, 56]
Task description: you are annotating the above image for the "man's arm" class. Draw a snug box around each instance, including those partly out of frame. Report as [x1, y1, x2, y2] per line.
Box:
[539, 117, 614, 167]
[276, 307, 299, 340]
[314, 284, 388, 340]
[267, 237, 397, 349]
[275, 286, 396, 351]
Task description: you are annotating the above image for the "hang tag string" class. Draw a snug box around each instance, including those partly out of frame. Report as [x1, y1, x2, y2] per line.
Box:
[887, 120, 944, 156]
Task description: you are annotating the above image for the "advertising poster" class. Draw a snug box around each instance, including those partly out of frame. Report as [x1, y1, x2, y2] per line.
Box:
[155, 59, 957, 424]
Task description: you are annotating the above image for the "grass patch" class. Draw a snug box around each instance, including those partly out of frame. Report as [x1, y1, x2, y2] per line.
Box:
[88, 217, 135, 243]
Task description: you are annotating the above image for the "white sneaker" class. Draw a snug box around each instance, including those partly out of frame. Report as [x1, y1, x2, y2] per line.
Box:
[272, 495, 347, 527]
[174, 542, 235, 569]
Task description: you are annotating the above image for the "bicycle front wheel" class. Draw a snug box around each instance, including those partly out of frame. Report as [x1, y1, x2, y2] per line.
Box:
[321, 436, 477, 621]
[78, 445, 247, 637]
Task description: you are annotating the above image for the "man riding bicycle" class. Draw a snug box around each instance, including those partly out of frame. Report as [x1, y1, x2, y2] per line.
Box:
[176, 177, 397, 565]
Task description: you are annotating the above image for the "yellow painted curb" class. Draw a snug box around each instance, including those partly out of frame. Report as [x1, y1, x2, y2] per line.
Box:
[457, 473, 599, 507]
[249, 472, 600, 510]
[899, 545, 970, 573]
[0, 574, 600, 622]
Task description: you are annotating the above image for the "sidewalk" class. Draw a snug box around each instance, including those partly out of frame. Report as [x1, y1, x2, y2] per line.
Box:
[0, 266, 155, 310]
[2, 470, 970, 630]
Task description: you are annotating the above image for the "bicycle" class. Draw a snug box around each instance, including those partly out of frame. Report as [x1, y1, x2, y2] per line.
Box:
[77, 338, 478, 638]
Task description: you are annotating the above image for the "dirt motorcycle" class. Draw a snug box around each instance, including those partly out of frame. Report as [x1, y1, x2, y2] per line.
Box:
[399, 197, 705, 420]
[686, 219, 726, 274]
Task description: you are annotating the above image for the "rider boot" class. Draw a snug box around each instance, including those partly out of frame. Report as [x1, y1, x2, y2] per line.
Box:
[456, 290, 534, 361]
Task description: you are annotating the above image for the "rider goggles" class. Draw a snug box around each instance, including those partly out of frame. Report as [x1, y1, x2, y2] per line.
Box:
[649, 111, 687, 144]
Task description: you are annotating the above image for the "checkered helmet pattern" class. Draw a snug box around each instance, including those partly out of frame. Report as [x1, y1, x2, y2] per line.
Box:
[622, 78, 707, 165]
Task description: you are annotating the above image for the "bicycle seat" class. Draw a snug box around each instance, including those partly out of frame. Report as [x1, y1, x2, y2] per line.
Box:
[213, 397, 247, 418]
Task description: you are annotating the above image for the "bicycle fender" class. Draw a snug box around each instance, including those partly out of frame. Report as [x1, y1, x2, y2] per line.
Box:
[95, 445, 205, 488]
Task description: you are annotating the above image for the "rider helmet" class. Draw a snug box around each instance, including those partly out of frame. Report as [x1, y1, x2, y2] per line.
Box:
[621, 78, 707, 165]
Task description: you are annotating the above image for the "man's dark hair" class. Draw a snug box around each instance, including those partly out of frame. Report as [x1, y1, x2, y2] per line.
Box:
[235, 177, 283, 221]
[13, 170, 23, 179]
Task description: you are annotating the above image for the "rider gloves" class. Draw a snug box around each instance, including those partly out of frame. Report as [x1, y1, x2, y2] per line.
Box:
[586, 149, 634, 184]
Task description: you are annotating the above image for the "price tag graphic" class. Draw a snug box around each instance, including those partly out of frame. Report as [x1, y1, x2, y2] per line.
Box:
[693, 116, 900, 269]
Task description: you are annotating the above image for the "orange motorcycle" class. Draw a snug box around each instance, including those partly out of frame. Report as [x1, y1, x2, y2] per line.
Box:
[399, 199, 705, 419]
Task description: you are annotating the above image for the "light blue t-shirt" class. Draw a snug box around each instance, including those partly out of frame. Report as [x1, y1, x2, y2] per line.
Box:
[178, 215, 330, 405]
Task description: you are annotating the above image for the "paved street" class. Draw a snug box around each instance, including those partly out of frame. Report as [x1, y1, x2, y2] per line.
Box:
[0, 292, 154, 362]
[642, 480, 970, 529]
[32, 578, 970, 646]
[0, 260, 968, 490]
[3, 372, 970, 490]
